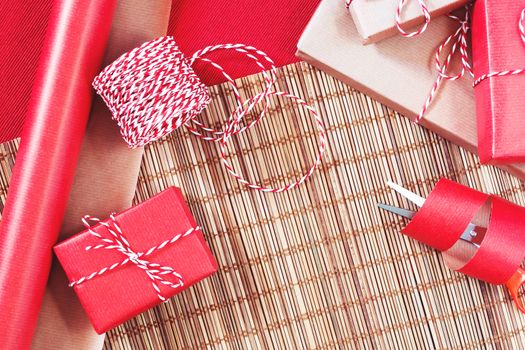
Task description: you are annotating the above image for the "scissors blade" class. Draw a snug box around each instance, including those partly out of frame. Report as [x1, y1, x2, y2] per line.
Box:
[386, 181, 426, 207]
[377, 203, 415, 219]
[378, 203, 481, 248]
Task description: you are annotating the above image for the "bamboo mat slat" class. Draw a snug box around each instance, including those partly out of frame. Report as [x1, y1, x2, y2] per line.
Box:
[1, 62, 525, 349]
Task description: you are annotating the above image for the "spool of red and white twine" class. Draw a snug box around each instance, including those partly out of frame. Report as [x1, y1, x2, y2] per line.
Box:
[93, 37, 326, 193]
[345, 0, 431, 37]
[416, 6, 525, 122]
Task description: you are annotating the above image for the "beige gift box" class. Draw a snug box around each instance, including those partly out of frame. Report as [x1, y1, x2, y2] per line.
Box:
[349, 0, 470, 44]
[297, 0, 525, 179]
[348, 0, 470, 43]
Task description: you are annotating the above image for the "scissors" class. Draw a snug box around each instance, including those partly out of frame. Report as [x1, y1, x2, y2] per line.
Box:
[379, 181, 525, 314]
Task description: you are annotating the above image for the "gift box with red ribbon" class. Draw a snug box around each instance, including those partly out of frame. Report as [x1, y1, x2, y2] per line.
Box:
[54, 187, 218, 334]
[472, 0, 525, 164]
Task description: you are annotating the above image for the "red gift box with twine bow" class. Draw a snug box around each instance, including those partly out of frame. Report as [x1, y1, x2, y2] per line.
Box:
[473, 0, 525, 164]
[54, 187, 218, 334]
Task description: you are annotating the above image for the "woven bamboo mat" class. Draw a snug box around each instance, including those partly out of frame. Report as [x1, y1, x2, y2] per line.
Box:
[2, 62, 525, 349]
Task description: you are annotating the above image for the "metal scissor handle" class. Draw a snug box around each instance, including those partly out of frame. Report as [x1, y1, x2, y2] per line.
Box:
[505, 268, 525, 314]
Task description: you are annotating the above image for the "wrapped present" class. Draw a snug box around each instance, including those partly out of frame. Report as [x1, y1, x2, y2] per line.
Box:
[347, 0, 470, 44]
[297, 0, 525, 179]
[472, 0, 525, 164]
[54, 187, 218, 334]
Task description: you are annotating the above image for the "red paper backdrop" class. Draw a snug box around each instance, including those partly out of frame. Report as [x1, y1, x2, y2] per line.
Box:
[0, 1, 52, 144]
[0, 0, 320, 143]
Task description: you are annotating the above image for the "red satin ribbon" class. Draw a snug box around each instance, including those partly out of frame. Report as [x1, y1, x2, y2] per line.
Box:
[402, 179, 525, 285]
[403, 179, 486, 251]
[459, 197, 525, 284]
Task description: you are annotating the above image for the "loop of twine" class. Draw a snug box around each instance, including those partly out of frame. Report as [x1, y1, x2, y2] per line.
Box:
[417, 6, 525, 122]
[345, 0, 431, 37]
[93, 37, 325, 193]
[416, 5, 472, 122]
[69, 215, 199, 302]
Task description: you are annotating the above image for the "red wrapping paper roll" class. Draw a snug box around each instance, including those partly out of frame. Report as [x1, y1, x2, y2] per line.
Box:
[0, 0, 117, 348]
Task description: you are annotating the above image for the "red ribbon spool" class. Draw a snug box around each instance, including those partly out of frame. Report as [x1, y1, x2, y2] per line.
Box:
[403, 179, 525, 285]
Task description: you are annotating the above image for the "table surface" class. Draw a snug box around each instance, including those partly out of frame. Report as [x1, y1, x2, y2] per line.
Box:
[1, 62, 525, 349]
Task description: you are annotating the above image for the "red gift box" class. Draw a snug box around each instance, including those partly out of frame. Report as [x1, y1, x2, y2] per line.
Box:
[54, 187, 218, 334]
[472, 0, 525, 164]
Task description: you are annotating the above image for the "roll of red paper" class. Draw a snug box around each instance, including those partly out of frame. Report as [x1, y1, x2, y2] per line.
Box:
[0, 0, 117, 348]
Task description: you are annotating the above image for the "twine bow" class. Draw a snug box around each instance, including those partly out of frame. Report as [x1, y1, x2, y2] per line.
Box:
[416, 6, 472, 122]
[345, 0, 431, 37]
[417, 6, 525, 122]
[69, 215, 199, 302]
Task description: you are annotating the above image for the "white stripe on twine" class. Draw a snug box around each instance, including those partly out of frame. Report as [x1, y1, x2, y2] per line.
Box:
[68, 215, 199, 302]
[416, 6, 472, 123]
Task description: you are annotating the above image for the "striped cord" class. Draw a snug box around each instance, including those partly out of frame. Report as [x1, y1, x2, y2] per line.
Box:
[93, 37, 325, 193]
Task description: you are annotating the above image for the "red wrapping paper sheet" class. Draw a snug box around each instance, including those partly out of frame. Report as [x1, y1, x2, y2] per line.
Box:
[0, 1, 52, 143]
[54, 187, 218, 334]
[472, 0, 525, 164]
[402, 179, 525, 285]
[0, 1, 116, 347]
[169, 0, 320, 85]
[0, 0, 320, 145]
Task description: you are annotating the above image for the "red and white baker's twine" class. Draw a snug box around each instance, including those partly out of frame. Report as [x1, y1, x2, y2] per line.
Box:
[69, 215, 199, 302]
[93, 37, 326, 193]
[345, 0, 431, 37]
[416, 6, 525, 122]
[416, 6, 472, 122]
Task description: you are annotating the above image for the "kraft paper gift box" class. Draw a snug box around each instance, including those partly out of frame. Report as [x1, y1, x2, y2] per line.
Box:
[297, 0, 525, 180]
[348, 0, 470, 44]
[54, 187, 218, 334]
[472, 0, 525, 164]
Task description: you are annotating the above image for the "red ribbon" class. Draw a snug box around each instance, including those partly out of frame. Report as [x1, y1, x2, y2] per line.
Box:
[402, 179, 525, 285]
